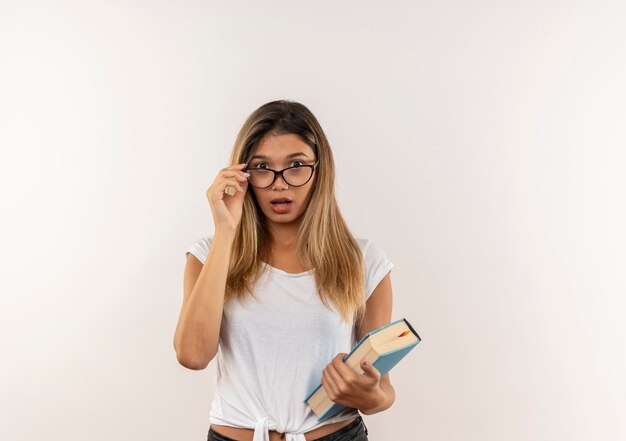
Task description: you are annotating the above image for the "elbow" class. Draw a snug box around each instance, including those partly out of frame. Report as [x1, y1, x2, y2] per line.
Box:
[174, 344, 216, 370]
[176, 351, 214, 370]
[173, 329, 218, 370]
[177, 355, 209, 370]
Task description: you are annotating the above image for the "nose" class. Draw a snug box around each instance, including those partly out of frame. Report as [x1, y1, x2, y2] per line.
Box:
[272, 173, 289, 189]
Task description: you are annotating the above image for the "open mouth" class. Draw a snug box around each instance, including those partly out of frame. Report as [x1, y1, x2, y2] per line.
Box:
[271, 198, 292, 205]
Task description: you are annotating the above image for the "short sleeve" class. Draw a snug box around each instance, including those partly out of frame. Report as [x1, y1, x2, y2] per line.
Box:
[185, 236, 213, 264]
[363, 239, 394, 300]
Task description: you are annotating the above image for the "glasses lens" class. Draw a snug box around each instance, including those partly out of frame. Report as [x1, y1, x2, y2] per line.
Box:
[283, 166, 312, 186]
[248, 169, 274, 188]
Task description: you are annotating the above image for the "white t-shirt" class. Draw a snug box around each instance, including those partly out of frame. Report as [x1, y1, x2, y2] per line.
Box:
[185, 236, 394, 441]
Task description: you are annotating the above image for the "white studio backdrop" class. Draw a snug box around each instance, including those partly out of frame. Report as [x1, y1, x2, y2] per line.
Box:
[1, 1, 625, 440]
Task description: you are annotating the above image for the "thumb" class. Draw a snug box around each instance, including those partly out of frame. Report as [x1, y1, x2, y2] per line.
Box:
[360, 357, 379, 378]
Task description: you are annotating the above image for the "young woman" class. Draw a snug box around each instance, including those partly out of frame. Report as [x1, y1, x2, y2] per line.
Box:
[174, 100, 395, 441]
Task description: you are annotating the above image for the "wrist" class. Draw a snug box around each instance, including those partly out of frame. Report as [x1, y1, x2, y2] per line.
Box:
[214, 227, 237, 240]
[360, 387, 387, 415]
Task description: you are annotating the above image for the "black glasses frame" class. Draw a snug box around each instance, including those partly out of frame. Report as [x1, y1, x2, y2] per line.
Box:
[244, 158, 319, 189]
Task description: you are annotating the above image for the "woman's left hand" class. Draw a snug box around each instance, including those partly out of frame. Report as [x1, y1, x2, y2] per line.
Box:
[320, 353, 385, 413]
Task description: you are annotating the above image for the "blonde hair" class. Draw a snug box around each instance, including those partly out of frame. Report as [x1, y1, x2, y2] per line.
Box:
[224, 100, 367, 328]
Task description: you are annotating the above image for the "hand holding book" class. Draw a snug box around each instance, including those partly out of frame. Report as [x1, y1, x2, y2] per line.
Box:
[304, 318, 422, 421]
[317, 351, 387, 416]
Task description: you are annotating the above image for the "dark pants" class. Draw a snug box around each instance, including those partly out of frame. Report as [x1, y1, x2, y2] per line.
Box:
[207, 415, 369, 441]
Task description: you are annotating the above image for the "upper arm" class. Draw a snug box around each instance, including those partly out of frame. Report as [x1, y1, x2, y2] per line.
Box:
[174, 253, 204, 350]
[183, 252, 204, 305]
[181, 237, 211, 308]
[355, 270, 394, 386]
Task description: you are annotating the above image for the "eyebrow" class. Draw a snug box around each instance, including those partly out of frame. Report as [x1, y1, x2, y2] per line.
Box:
[249, 152, 310, 161]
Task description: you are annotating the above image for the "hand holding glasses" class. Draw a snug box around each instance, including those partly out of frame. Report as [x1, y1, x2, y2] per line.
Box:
[207, 163, 250, 233]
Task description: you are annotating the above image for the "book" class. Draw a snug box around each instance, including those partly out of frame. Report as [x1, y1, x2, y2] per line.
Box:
[303, 317, 421, 421]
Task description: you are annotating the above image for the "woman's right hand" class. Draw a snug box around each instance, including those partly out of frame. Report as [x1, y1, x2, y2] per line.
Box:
[206, 163, 250, 233]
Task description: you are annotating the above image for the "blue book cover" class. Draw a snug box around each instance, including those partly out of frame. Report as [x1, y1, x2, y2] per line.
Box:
[303, 317, 421, 421]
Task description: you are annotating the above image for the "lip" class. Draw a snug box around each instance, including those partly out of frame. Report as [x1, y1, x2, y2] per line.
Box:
[270, 199, 293, 214]
[271, 198, 292, 203]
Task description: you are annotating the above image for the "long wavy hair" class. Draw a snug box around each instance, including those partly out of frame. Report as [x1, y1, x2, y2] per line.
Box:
[224, 100, 367, 328]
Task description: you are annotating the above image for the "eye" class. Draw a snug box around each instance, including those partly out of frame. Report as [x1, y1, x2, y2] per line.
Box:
[251, 160, 305, 169]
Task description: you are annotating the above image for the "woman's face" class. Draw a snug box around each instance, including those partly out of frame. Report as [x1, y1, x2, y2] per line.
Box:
[247, 133, 317, 226]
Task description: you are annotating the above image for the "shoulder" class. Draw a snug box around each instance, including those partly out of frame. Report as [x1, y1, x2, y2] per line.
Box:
[355, 237, 389, 262]
[185, 236, 214, 264]
[355, 237, 373, 254]
[355, 237, 394, 300]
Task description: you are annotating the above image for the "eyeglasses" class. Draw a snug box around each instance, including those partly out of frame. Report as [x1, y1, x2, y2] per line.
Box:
[244, 159, 319, 188]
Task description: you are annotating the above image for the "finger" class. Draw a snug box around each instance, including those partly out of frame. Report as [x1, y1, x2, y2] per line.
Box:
[322, 366, 340, 398]
[221, 170, 250, 181]
[225, 173, 249, 183]
[221, 178, 244, 193]
[332, 353, 358, 383]
[221, 163, 248, 175]
[221, 174, 246, 184]
[325, 362, 347, 392]
[360, 357, 381, 380]
[222, 176, 244, 190]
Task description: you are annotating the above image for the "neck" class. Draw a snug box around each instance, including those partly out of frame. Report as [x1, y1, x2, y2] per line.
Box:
[268, 222, 300, 252]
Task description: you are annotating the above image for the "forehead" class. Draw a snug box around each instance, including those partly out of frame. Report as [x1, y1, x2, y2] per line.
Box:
[251, 133, 314, 159]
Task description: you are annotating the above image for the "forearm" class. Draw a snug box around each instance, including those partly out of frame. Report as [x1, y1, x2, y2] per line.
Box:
[174, 228, 235, 369]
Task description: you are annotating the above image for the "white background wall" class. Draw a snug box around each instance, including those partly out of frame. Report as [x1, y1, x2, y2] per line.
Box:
[1, 1, 625, 440]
